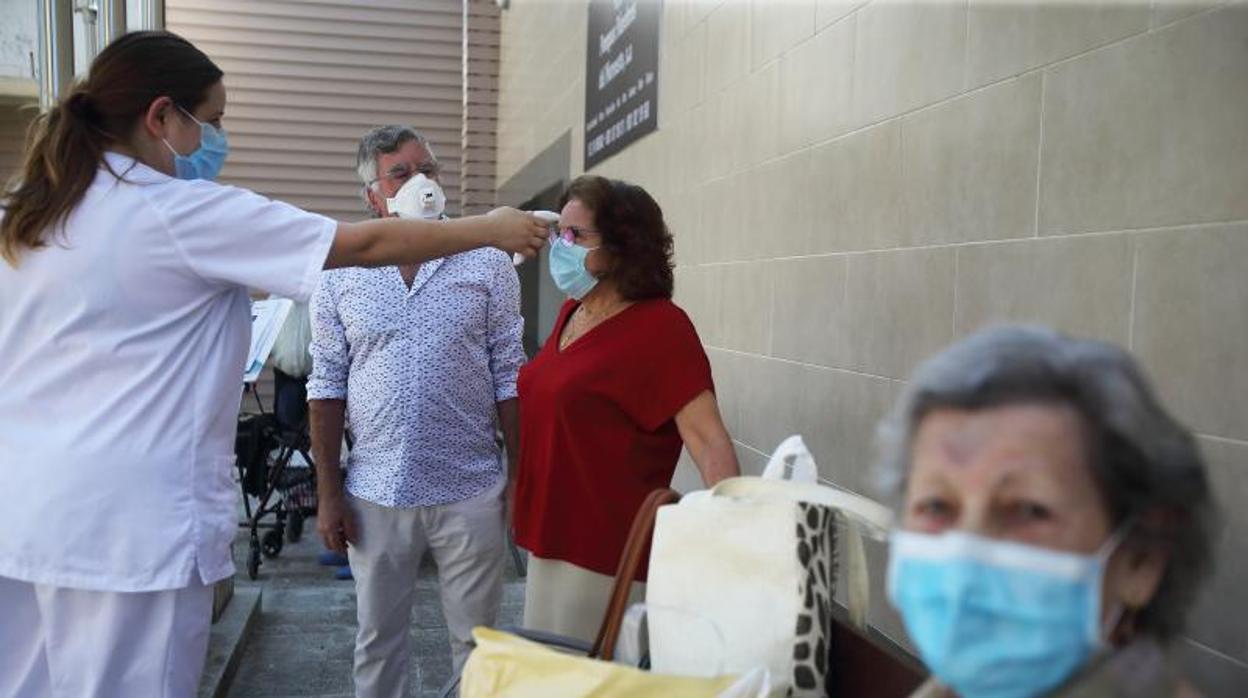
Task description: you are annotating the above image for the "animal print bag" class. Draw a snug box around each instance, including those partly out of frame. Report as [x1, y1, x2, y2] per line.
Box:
[646, 437, 893, 697]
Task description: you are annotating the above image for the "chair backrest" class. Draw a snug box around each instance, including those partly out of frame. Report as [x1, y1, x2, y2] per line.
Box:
[589, 487, 681, 660]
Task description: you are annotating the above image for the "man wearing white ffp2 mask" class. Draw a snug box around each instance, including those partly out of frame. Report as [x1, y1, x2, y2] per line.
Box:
[387, 172, 447, 220]
[307, 126, 524, 697]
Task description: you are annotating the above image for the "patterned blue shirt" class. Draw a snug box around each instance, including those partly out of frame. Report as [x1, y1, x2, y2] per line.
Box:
[307, 247, 524, 508]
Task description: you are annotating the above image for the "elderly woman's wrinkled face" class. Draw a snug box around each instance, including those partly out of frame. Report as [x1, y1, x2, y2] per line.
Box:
[904, 403, 1112, 554]
[903, 403, 1170, 630]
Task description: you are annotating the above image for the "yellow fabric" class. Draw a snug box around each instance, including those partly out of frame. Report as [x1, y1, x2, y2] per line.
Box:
[461, 627, 740, 698]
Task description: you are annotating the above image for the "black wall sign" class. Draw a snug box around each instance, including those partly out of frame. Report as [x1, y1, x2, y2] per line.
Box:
[584, 0, 660, 170]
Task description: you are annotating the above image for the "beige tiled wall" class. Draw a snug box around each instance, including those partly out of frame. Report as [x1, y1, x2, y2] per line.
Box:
[497, 0, 1248, 688]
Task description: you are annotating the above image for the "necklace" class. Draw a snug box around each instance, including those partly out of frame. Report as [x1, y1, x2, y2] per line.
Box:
[560, 299, 632, 350]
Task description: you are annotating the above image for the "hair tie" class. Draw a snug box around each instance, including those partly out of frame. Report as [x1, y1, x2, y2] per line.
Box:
[65, 92, 98, 121]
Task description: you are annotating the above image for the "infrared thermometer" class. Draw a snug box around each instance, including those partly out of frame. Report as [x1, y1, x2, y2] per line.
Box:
[514, 210, 561, 266]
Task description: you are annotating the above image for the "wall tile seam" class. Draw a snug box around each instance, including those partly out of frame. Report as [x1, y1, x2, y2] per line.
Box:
[675, 218, 1248, 270]
[951, 247, 960, 338]
[706, 345, 908, 386]
[1145, 1, 1237, 34]
[1127, 235, 1141, 351]
[1195, 433, 1248, 449]
[730, 437, 878, 495]
[732, 439, 769, 460]
[669, 69, 1036, 178]
[760, 0, 861, 70]
[961, 0, 972, 92]
[1180, 636, 1248, 669]
[1042, 217, 1248, 241]
[1033, 70, 1046, 239]
[681, 1, 1221, 165]
[766, 260, 777, 357]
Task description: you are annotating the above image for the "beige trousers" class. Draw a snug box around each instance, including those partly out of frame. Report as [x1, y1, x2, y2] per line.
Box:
[347, 478, 505, 698]
[521, 554, 645, 647]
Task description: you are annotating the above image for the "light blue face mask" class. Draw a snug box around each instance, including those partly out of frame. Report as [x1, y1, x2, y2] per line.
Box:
[162, 106, 229, 180]
[549, 237, 601, 300]
[887, 528, 1124, 698]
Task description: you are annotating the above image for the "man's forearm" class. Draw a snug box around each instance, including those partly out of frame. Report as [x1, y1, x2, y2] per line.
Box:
[496, 398, 520, 479]
[310, 398, 347, 498]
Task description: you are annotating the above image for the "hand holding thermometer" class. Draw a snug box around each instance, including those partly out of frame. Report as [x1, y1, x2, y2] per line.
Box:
[515, 210, 561, 266]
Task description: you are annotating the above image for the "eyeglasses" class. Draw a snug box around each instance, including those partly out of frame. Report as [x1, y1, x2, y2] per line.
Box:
[554, 228, 601, 247]
[369, 161, 439, 187]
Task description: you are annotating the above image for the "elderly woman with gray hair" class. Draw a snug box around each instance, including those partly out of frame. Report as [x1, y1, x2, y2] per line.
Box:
[877, 326, 1217, 698]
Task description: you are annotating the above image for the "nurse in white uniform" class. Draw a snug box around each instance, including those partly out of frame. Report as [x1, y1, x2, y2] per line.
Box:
[0, 31, 545, 697]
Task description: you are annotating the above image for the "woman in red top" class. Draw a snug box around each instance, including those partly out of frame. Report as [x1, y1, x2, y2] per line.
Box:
[514, 175, 740, 643]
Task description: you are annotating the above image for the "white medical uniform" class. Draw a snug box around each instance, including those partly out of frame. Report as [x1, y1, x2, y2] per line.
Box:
[0, 152, 336, 696]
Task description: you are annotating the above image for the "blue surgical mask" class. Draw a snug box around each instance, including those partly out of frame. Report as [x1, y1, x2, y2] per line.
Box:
[549, 237, 600, 300]
[162, 106, 229, 180]
[887, 528, 1124, 698]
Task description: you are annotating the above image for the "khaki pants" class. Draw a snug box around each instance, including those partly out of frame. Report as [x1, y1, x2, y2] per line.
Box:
[521, 554, 645, 647]
[347, 478, 505, 698]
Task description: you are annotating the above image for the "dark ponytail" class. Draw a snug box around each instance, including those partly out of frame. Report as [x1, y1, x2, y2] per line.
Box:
[1, 31, 222, 266]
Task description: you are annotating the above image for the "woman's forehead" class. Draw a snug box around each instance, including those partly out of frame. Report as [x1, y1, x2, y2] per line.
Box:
[910, 404, 1091, 484]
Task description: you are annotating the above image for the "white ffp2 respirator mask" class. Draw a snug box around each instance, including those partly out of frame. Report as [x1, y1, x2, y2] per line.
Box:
[386, 173, 446, 219]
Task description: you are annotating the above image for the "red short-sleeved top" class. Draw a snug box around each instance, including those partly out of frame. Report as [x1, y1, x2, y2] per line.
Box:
[514, 298, 713, 579]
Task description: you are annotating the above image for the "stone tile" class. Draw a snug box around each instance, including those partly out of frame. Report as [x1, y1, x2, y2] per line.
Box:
[852, 0, 968, 127]
[771, 255, 850, 368]
[709, 171, 754, 262]
[669, 100, 712, 192]
[228, 658, 356, 696]
[750, 0, 816, 70]
[953, 234, 1134, 346]
[861, 537, 911, 652]
[734, 440, 771, 478]
[258, 608, 359, 636]
[1174, 638, 1248, 698]
[965, 0, 1149, 89]
[844, 248, 957, 380]
[798, 367, 901, 496]
[830, 535, 910, 652]
[670, 449, 706, 492]
[707, 347, 745, 438]
[734, 354, 806, 456]
[704, 0, 751, 96]
[709, 261, 773, 355]
[817, 0, 866, 31]
[750, 149, 818, 260]
[1132, 223, 1248, 440]
[704, 88, 749, 182]
[1187, 437, 1248, 664]
[724, 351, 898, 493]
[688, 0, 726, 29]
[698, 177, 734, 263]
[260, 586, 358, 614]
[1151, 0, 1230, 28]
[900, 74, 1042, 246]
[1039, 6, 1248, 235]
[743, 60, 784, 168]
[666, 180, 705, 265]
[670, 16, 707, 117]
[673, 265, 700, 325]
[779, 11, 855, 155]
[810, 121, 905, 253]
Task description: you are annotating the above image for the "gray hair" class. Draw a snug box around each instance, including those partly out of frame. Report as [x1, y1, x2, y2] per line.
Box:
[354, 125, 436, 198]
[875, 325, 1217, 640]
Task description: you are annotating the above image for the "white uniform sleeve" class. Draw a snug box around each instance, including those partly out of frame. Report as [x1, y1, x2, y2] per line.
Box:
[148, 179, 337, 302]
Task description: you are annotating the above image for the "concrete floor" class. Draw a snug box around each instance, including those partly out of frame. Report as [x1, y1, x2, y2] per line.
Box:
[225, 517, 526, 698]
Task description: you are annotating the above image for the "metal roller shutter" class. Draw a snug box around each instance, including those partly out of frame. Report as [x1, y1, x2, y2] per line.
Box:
[167, 0, 468, 221]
